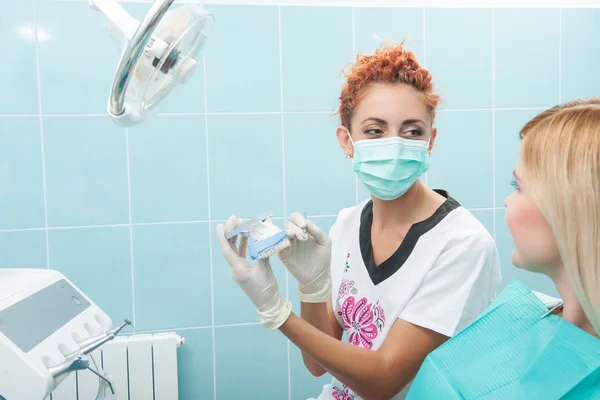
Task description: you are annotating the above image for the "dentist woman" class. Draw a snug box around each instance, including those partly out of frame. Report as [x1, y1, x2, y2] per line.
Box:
[217, 43, 502, 400]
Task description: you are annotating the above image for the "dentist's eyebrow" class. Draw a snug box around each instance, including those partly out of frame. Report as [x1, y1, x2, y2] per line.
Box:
[401, 119, 425, 126]
[362, 117, 387, 125]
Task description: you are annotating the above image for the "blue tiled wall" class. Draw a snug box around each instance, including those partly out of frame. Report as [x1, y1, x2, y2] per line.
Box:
[1, 1, 599, 398]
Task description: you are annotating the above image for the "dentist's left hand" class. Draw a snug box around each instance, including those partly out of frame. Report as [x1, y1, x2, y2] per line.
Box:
[216, 216, 292, 330]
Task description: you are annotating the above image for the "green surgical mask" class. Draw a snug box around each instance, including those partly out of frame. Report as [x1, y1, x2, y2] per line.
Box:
[349, 134, 430, 200]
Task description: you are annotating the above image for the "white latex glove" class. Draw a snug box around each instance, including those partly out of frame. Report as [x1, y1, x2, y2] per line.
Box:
[278, 212, 332, 303]
[216, 216, 292, 330]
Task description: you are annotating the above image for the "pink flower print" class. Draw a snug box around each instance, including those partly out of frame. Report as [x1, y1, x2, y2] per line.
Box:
[337, 279, 354, 301]
[332, 385, 354, 400]
[341, 296, 378, 349]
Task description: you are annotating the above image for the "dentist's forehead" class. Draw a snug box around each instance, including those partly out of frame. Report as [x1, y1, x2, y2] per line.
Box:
[353, 83, 432, 126]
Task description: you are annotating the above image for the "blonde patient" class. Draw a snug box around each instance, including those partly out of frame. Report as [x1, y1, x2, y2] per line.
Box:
[406, 98, 600, 399]
[506, 98, 600, 336]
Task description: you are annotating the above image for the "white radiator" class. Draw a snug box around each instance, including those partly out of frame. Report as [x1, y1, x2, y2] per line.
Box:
[48, 332, 184, 400]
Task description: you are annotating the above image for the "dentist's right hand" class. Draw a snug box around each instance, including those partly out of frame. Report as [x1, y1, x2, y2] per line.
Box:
[278, 212, 332, 303]
[217, 216, 292, 330]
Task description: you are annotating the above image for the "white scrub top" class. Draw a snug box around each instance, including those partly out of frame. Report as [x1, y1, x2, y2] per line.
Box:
[312, 190, 502, 400]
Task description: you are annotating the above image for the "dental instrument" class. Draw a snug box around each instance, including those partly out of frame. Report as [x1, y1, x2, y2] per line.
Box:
[533, 289, 564, 318]
[89, 0, 214, 127]
[0, 269, 132, 400]
[224, 211, 290, 260]
[302, 211, 307, 237]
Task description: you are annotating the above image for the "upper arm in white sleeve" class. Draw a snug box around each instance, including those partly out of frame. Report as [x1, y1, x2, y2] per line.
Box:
[399, 233, 502, 337]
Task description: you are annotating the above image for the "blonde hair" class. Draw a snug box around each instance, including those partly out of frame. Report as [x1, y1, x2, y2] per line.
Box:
[519, 97, 600, 334]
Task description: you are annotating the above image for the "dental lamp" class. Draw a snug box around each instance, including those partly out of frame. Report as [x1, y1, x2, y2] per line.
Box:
[89, 0, 214, 127]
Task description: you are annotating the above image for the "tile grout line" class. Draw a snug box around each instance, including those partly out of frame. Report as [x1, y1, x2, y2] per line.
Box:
[491, 8, 497, 241]
[0, 227, 48, 233]
[37, 0, 600, 5]
[0, 210, 510, 234]
[0, 215, 346, 233]
[422, 8, 427, 67]
[469, 207, 503, 211]
[32, 0, 50, 270]
[422, 7, 428, 187]
[558, 8, 562, 103]
[352, 7, 359, 205]
[125, 128, 137, 326]
[0, 107, 554, 119]
[202, 54, 218, 400]
[439, 106, 549, 112]
[132, 322, 261, 335]
[277, 7, 292, 400]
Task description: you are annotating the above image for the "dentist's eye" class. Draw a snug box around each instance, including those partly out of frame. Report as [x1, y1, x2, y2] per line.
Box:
[510, 179, 519, 191]
[364, 128, 384, 136]
[402, 129, 422, 138]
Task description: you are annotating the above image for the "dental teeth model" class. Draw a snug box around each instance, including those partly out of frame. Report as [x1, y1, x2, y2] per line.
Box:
[225, 211, 290, 260]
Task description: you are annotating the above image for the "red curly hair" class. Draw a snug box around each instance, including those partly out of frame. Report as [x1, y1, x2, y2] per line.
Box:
[338, 42, 440, 129]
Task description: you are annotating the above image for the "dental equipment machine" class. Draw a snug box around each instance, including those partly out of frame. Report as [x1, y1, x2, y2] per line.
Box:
[90, 0, 214, 127]
[0, 269, 133, 400]
[225, 211, 290, 260]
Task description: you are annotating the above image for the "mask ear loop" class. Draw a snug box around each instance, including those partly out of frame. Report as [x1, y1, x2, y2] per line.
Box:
[345, 128, 355, 159]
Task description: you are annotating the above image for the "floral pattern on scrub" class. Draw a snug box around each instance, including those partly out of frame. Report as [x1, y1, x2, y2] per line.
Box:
[331, 253, 387, 398]
[340, 296, 381, 349]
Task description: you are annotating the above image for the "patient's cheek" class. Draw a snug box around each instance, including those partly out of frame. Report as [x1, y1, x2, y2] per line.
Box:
[506, 196, 560, 270]
[507, 197, 544, 232]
